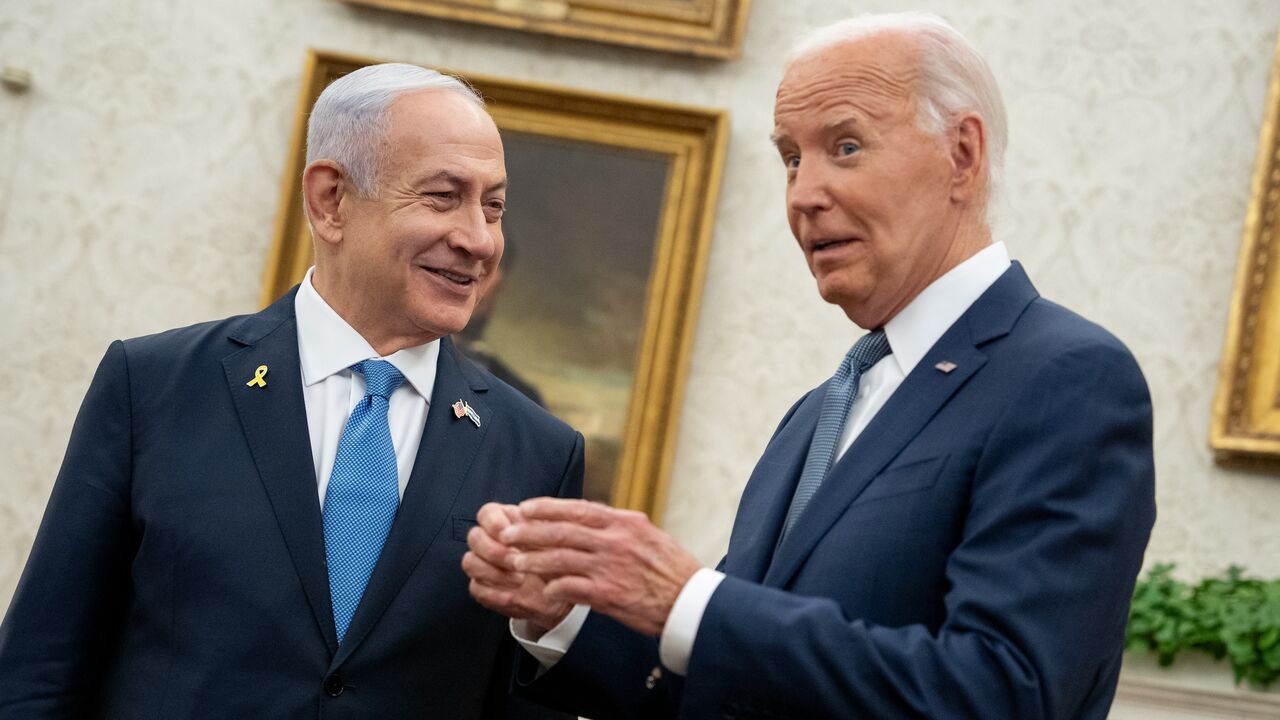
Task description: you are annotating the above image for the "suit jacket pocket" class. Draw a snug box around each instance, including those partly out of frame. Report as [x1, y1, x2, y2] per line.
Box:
[855, 454, 948, 504]
[452, 516, 478, 542]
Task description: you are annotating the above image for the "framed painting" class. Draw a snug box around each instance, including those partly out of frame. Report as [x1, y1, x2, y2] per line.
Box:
[1211, 32, 1280, 465]
[261, 49, 728, 521]
[339, 0, 750, 59]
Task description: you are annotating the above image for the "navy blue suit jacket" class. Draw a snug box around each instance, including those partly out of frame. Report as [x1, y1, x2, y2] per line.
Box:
[524, 264, 1155, 719]
[0, 288, 583, 719]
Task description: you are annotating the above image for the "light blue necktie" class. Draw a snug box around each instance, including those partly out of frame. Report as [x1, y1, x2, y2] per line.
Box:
[780, 330, 892, 540]
[323, 359, 404, 643]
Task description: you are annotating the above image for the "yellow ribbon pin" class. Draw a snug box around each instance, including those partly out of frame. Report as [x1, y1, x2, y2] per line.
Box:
[246, 365, 268, 388]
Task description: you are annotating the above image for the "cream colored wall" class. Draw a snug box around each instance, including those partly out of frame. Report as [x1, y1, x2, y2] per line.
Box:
[2, 0, 1278, 646]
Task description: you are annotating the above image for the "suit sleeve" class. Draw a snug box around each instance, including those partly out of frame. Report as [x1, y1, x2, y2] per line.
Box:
[554, 431, 585, 502]
[516, 611, 682, 720]
[0, 342, 136, 718]
[683, 340, 1156, 719]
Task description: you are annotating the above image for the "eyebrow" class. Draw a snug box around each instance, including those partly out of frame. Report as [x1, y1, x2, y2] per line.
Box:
[769, 116, 864, 148]
[822, 117, 863, 135]
[422, 170, 507, 193]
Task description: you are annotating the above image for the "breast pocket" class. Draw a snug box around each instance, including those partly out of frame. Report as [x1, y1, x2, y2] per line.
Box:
[855, 454, 948, 505]
[452, 516, 479, 542]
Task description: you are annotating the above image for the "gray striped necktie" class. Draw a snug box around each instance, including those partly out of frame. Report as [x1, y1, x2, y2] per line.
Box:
[780, 329, 892, 540]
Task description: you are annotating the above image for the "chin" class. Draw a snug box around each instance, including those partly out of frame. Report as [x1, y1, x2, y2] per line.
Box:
[410, 283, 477, 329]
[410, 306, 474, 340]
[817, 282, 879, 328]
[430, 316, 472, 339]
[816, 278, 858, 307]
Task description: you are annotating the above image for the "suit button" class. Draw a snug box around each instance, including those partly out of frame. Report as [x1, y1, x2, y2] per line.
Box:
[324, 674, 344, 697]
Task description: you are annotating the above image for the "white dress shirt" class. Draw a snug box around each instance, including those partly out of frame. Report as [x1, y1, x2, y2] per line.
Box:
[295, 267, 440, 505]
[513, 242, 1012, 675]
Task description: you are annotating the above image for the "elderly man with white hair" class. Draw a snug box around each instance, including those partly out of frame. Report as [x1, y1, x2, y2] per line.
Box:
[0, 63, 581, 719]
[465, 12, 1155, 719]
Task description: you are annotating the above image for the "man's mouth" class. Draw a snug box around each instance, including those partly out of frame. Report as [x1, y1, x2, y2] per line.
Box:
[423, 266, 476, 286]
[811, 238, 855, 252]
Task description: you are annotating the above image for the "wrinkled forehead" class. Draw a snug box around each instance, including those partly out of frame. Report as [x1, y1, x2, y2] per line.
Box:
[774, 35, 922, 124]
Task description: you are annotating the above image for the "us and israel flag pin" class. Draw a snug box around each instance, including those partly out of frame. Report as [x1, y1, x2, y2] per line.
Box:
[452, 399, 481, 427]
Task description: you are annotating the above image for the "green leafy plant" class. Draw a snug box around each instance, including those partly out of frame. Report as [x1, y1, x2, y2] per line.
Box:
[1126, 564, 1280, 689]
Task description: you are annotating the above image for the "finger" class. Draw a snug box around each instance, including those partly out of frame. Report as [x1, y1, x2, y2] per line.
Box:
[476, 502, 520, 535]
[500, 519, 606, 552]
[512, 547, 596, 577]
[469, 579, 527, 619]
[461, 550, 525, 587]
[517, 498, 617, 528]
[543, 575, 600, 608]
[468, 525, 520, 570]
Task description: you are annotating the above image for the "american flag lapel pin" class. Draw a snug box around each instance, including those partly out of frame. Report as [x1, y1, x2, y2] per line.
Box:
[934, 361, 957, 374]
[452, 399, 467, 418]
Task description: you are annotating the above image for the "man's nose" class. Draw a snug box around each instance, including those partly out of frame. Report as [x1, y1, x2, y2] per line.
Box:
[788, 162, 834, 215]
[450, 203, 498, 259]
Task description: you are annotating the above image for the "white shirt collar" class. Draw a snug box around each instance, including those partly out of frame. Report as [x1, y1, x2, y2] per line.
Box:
[294, 267, 440, 403]
[882, 242, 1011, 377]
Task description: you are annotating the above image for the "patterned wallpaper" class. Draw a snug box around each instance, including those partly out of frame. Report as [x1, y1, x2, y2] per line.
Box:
[2, 0, 1280, 618]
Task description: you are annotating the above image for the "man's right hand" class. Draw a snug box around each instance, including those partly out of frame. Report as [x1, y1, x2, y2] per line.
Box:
[463, 502, 573, 639]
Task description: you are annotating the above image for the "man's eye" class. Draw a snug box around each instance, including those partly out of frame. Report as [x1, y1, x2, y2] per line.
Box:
[837, 142, 860, 156]
[784, 154, 800, 170]
[484, 202, 506, 221]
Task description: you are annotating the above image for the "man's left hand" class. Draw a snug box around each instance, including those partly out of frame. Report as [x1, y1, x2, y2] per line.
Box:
[500, 498, 703, 637]
[463, 502, 574, 636]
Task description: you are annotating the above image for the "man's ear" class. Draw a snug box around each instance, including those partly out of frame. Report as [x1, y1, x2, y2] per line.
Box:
[302, 160, 348, 246]
[949, 113, 987, 205]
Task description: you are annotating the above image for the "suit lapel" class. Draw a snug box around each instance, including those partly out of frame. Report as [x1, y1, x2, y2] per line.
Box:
[222, 289, 338, 653]
[763, 263, 1039, 589]
[723, 394, 821, 583]
[332, 337, 491, 667]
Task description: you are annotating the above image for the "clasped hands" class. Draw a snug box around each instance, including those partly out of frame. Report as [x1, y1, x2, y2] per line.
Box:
[463, 498, 702, 640]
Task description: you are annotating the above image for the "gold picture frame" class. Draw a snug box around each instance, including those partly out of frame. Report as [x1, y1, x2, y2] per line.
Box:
[1211, 32, 1280, 464]
[340, 0, 750, 59]
[261, 49, 728, 522]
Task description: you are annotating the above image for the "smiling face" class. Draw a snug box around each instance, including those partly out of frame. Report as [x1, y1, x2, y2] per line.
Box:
[773, 33, 976, 329]
[311, 88, 507, 354]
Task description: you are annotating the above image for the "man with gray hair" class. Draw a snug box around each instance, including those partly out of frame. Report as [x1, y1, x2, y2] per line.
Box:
[0, 63, 580, 719]
[465, 12, 1154, 718]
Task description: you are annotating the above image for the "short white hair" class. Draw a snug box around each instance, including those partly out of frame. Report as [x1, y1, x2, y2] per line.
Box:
[789, 12, 1008, 212]
[306, 63, 484, 197]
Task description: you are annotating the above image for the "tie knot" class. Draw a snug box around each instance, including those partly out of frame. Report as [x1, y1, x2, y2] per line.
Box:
[353, 360, 404, 399]
[842, 329, 892, 374]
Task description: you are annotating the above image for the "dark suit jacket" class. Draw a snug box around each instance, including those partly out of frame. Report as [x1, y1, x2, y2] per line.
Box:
[0, 288, 582, 719]
[524, 264, 1155, 719]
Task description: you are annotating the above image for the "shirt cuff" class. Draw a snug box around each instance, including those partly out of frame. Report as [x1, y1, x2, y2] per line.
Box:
[510, 603, 591, 670]
[658, 567, 725, 676]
